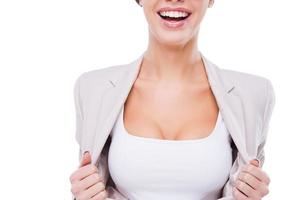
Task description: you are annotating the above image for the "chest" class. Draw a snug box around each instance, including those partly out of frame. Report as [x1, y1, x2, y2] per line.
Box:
[122, 79, 220, 141]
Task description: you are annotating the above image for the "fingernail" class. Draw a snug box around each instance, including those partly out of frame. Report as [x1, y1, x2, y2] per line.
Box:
[253, 158, 261, 167]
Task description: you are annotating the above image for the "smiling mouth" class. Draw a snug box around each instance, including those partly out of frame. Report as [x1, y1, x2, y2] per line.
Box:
[157, 12, 191, 21]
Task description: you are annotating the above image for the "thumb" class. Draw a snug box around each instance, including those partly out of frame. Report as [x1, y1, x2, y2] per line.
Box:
[80, 151, 91, 168]
[249, 158, 260, 168]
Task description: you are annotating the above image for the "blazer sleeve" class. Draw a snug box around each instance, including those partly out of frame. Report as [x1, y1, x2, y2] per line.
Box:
[74, 73, 86, 163]
[71, 74, 85, 200]
[218, 78, 276, 200]
[256, 79, 276, 167]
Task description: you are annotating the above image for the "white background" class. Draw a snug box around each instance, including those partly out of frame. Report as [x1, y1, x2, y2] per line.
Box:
[0, 0, 299, 199]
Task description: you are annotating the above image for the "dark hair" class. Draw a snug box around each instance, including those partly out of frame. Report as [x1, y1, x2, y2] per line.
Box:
[135, 0, 140, 5]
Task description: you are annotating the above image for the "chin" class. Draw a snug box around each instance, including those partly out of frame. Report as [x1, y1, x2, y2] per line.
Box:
[156, 31, 192, 46]
[149, 20, 196, 45]
[161, 38, 188, 47]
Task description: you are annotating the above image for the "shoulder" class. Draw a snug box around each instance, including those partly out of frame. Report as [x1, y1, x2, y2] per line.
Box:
[219, 67, 276, 118]
[204, 56, 275, 103]
[226, 68, 273, 91]
[77, 64, 128, 85]
[76, 64, 128, 87]
[221, 68, 275, 100]
[74, 63, 129, 94]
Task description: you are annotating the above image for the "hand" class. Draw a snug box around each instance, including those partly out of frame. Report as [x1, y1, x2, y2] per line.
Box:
[70, 151, 108, 200]
[233, 159, 270, 200]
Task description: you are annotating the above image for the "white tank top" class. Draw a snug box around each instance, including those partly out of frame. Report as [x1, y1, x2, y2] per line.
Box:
[108, 105, 233, 200]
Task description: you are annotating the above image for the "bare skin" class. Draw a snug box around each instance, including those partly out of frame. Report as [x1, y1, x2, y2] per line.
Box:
[70, 152, 108, 200]
[123, 57, 219, 141]
[126, 0, 219, 140]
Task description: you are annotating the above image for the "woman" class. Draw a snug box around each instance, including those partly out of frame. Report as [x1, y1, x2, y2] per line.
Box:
[69, 0, 275, 199]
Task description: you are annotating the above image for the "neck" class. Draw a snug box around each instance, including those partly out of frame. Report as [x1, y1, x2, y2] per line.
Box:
[140, 33, 203, 82]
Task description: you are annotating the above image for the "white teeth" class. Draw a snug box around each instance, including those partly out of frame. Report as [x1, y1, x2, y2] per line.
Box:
[159, 11, 189, 18]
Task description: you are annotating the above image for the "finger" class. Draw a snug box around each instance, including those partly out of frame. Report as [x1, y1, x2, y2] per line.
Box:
[70, 164, 99, 183]
[233, 186, 248, 200]
[79, 182, 106, 200]
[80, 172, 104, 190]
[238, 171, 261, 190]
[80, 151, 91, 167]
[258, 184, 270, 197]
[91, 190, 108, 200]
[235, 179, 260, 199]
[250, 159, 260, 168]
[242, 164, 270, 185]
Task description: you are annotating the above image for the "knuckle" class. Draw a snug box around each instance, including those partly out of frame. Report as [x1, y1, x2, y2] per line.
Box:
[248, 190, 255, 197]
[92, 173, 100, 182]
[77, 193, 86, 200]
[247, 165, 253, 172]
[71, 183, 81, 195]
[79, 190, 90, 200]
[243, 172, 251, 181]
[239, 172, 247, 181]
[99, 190, 108, 199]
[237, 180, 243, 188]
[93, 191, 107, 200]
[241, 165, 247, 171]
[94, 182, 102, 192]
[242, 165, 249, 172]
[87, 164, 95, 172]
[94, 195, 102, 200]
[263, 187, 269, 196]
[69, 172, 77, 183]
[98, 181, 105, 190]
[92, 165, 99, 172]
[233, 187, 240, 198]
[257, 184, 268, 197]
[240, 184, 246, 192]
[239, 181, 248, 193]
[257, 184, 263, 192]
[234, 179, 239, 187]
[238, 172, 243, 180]
[93, 196, 101, 200]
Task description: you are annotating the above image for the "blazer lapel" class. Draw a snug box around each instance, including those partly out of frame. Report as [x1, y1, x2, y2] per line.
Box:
[90, 55, 144, 165]
[201, 53, 251, 164]
[91, 51, 250, 166]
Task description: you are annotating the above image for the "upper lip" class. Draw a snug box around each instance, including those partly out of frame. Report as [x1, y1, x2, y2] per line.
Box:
[157, 7, 192, 14]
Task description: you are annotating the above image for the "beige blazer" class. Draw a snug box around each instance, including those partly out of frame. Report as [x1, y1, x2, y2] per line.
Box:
[72, 51, 276, 200]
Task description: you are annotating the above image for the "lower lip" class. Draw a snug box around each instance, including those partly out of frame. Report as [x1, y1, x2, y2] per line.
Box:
[157, 13, 190, 29]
